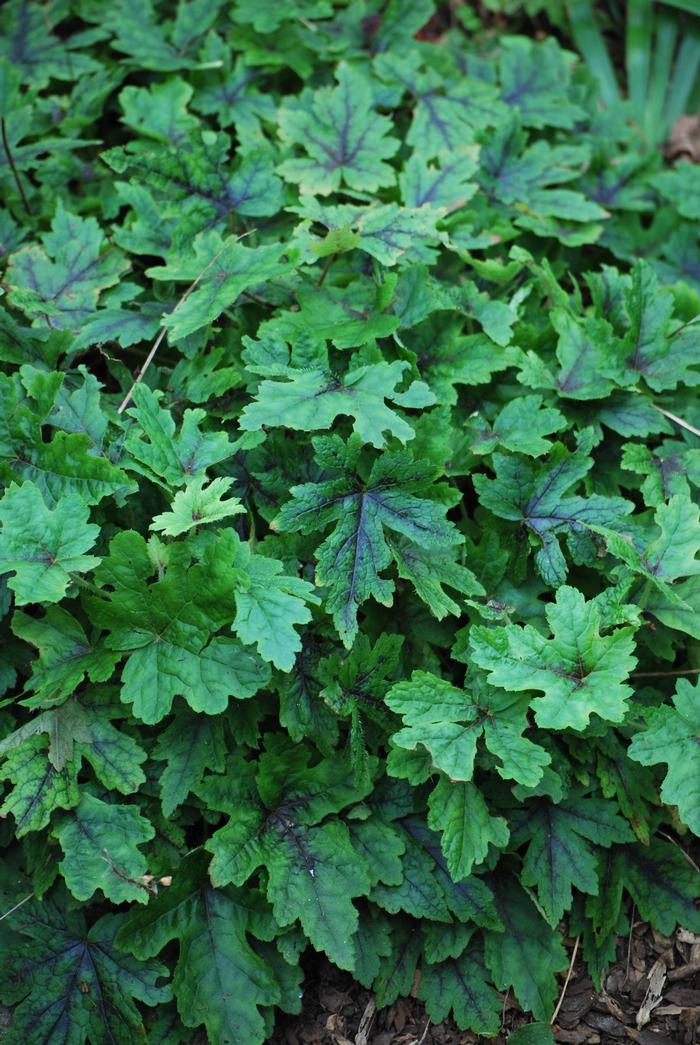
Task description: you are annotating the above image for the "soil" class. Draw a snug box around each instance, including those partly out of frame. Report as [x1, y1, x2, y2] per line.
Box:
[269, 922, 700, 1045]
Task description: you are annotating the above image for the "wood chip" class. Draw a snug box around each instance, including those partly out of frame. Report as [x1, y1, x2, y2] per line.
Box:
[354, 998, 375, 1045]
[668, 960, 700, 983]
[636, 958, 667, 1029]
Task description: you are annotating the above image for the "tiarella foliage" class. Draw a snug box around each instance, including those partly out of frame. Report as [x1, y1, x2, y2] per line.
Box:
[0, 1, 699, 1042]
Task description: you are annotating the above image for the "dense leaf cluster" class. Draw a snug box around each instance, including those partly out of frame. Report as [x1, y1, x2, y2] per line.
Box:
[0, 1, 699, 1042]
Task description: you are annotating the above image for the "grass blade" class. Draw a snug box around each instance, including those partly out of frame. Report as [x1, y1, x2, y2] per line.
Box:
[567, 0, 621, 106]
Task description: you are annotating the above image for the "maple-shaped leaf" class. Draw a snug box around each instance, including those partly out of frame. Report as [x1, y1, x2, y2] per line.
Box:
[588, 840, 700, 941]
[6, 203, 129, 331]
[240, 359, 434, 448]
[0, 734, 78, 836]
[54, 791, 155, 903]
[652, 162, 700, 221]
[1, 886, 170, 1045]
[499, 37, 586, 129]
[484, 876, 568, 1021]
[627, 677, 700, 836]
[616, 262, 700, 391]
[473, 443, 633, 586]
[0, 481, 100, 605]
[124, 384, 233, 489]
[621, 440, 700, 508]
[0, 697, 145, 824]
[153, 709, 225, 816]
[233, 0, 332, 32]
[367, 920, 422, 1008]
[517, 310, 620, 401]
[469, 393, 566, 457]
[116, 851, 292, 1045]
[479, 118, 606, 225]
[118, 78, 198, 144]
[400, 148, 479, 211]
[390, 537, 484, 620]
[428, 778, 510, 881]
[148, 231, 291, 340]
[590, 733, 654, 846]
[201, 746, 372, 969]
[105, 0, 223, 70]
[12, 605, 120, 705]
[376, 51, 505, 155]
[419, 943, 502, 1036]
[295, 197, 447, 266]
[594, 494, 700, 596]
[104, 137, 283, 247]
[373, 816, 502, 930]
[72, 303, 163, 352]
[150, 476, 245, 537]
[228, 531, 320, 671]
[0, 1, 101, 86]
[510, 794, 634, 926]
[193, 57, 277, 143]
[470, 586, 637, 730]
[386, 671, 549, 786]
[88, 530, 271, 722]
[319, 632, 403, 788]
[278, 64, 400, 195]
[274, 436, 462, 644]
[279, 277, 399, 350]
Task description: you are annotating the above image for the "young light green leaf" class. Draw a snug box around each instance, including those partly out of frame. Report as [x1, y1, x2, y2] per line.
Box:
[470, 586, 637, 731]
[150, 476, 245, 537]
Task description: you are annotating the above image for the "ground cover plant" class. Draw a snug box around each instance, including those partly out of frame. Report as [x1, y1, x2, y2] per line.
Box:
[0, 1, 699, 1041]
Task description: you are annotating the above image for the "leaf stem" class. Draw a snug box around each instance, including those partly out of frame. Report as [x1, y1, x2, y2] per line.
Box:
[1, 118, 32, 216]
[117, 229, 256, 414]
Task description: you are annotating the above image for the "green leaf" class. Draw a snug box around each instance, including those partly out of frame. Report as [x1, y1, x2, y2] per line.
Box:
[653, 162, 700, 220]
[400, 147, 479, 210]
[474, 444, 633, 586]
[428, 778, 510, 880]
[240, 359, 434, 448]
[479, 118, 606, 225]
[203, 753, 372, 969]
[278, 64, 399, 195]
[153, 710, 226, 816]
[125, 384, 233, 488]
[511, 794, 634, 926]
[0, 734, 79, 835]
[594, 493, 700, 590]
[618, 840, 700, 934]
[12, 606, 120, 704]
[148, 232, 291, 340]
[627, 677, 700, 836]
[274, 438, 462, 644]
[499, 37, 586, 129]
[90, 531, 271, 722]
[2, 892, 170, 1045]
[487, 393, 566, 457]
[55, 792, 155, 903]
[386, 671, 550, 786]
[419, 944, 501, 1036]
[116, 852, 284, 1044]
[230, 533, 319, 671]
[150, 476, 245, 536]
[484, 876, 568, 1021]
[470, 586, 637, 730]
[389, 536, 484, 619]
[6, 203, 129, 331]
[0, 482, 100, 605]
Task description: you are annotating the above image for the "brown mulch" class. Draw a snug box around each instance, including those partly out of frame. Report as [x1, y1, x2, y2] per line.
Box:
[269, 924, 700, 1045]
